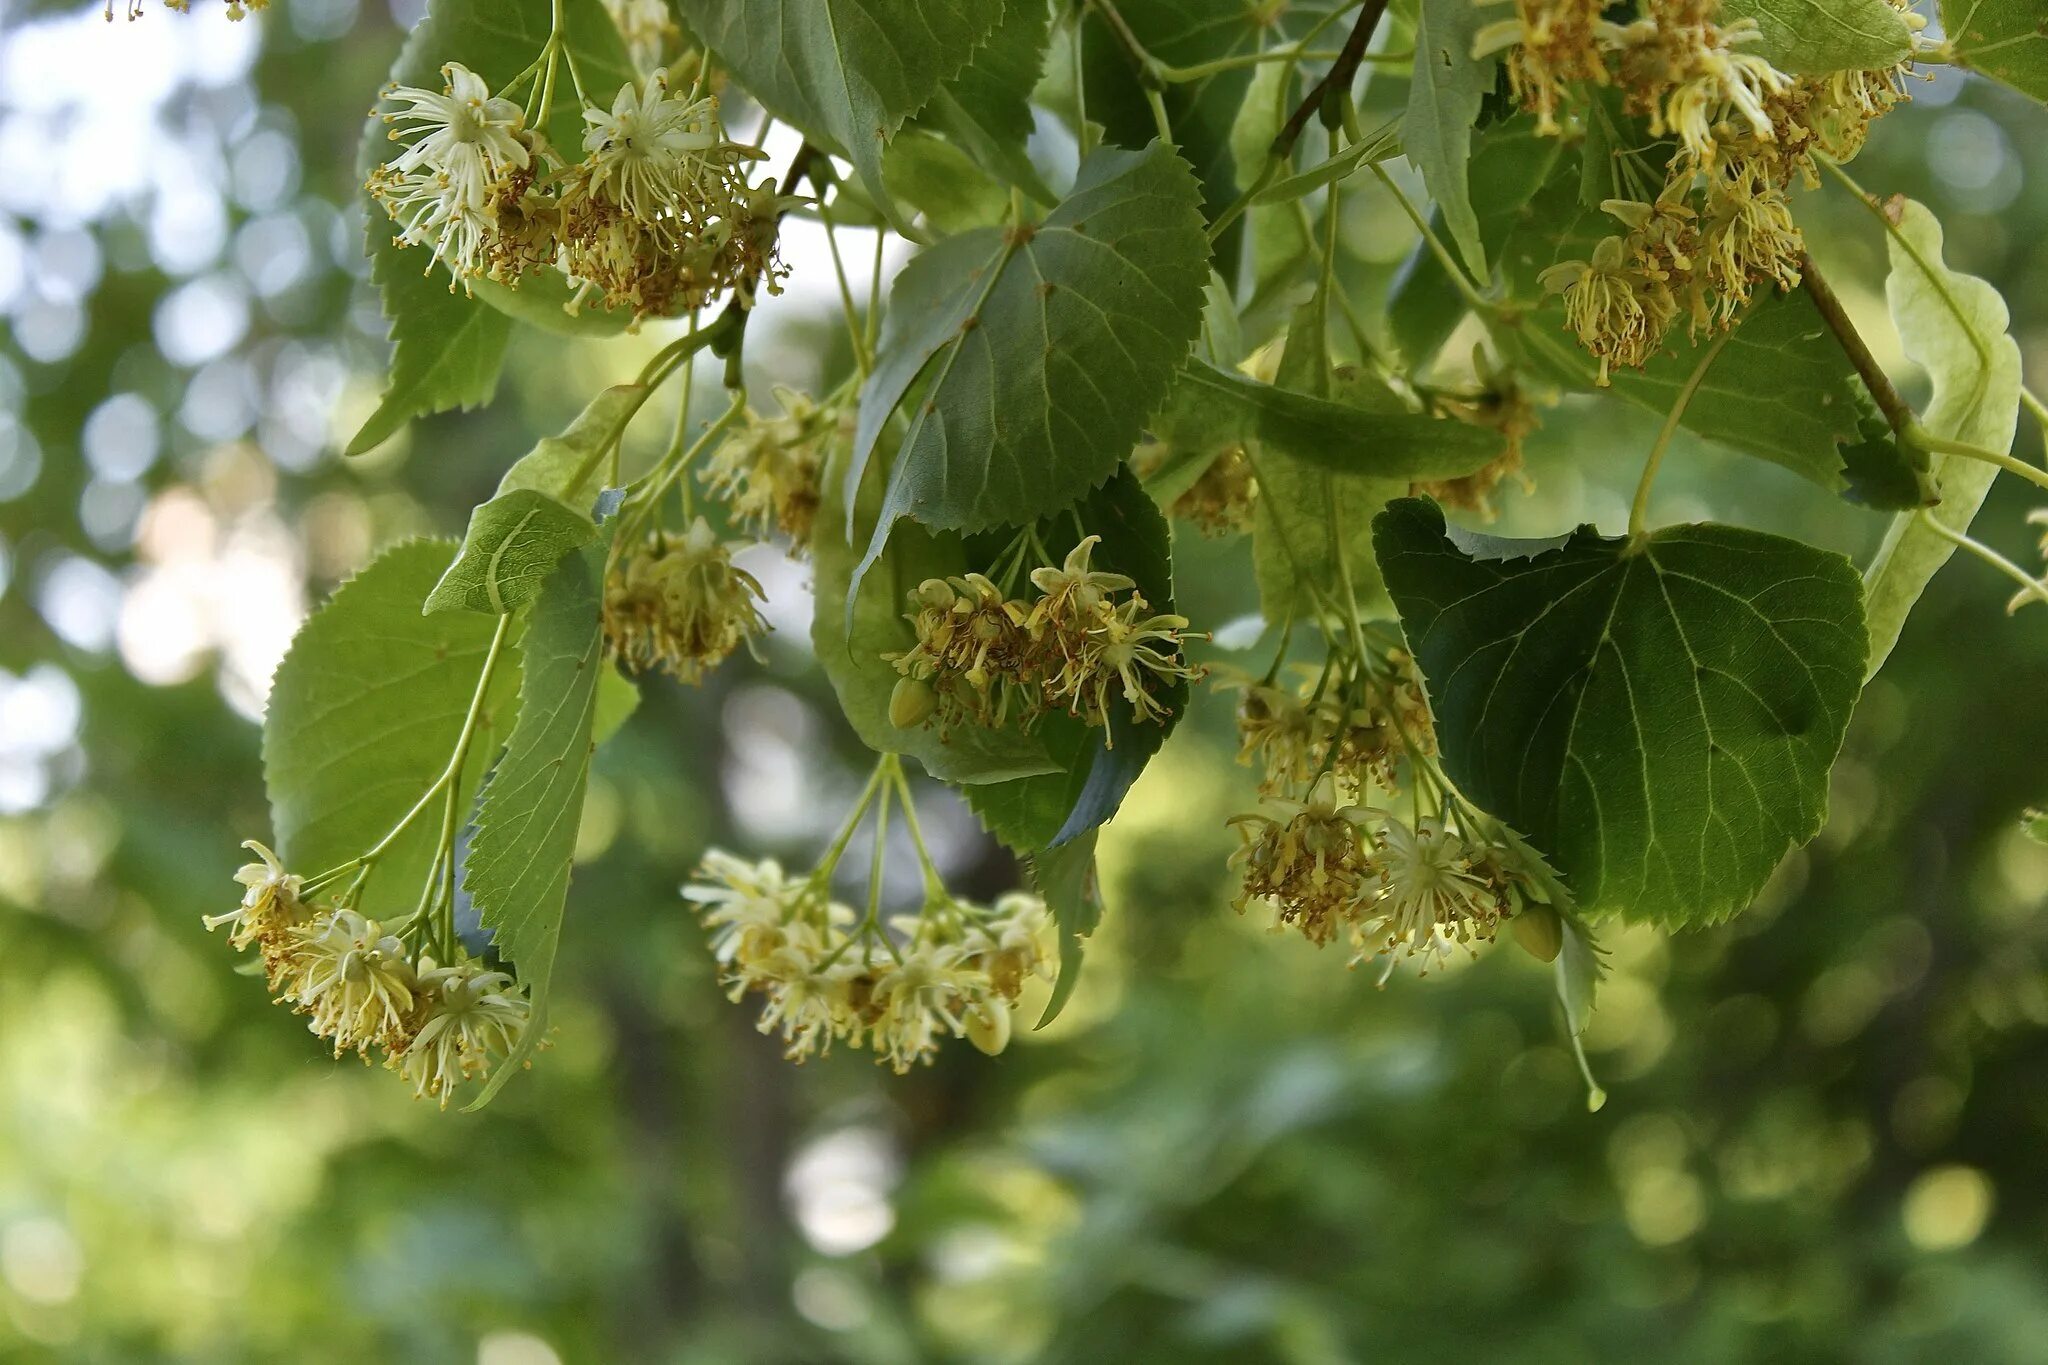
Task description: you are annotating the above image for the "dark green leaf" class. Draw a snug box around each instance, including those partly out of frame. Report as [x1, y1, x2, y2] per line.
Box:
[676, 0, 1003, 230]
[1375, 498, 1866, 926]
[919, 0, 1056, 203]
[464, 539, 610, 1107]
[1721, 0, 1913, 73]
[1030, 830, 1101, 1029]
[852, 142, 1208, 574]
[263, 540, 520, 921]
[2023, 808, 2048, 844]
[1838, 392, 1938, 511]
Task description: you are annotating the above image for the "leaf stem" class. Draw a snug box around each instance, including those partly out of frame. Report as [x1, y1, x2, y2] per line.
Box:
[1915, 512, 2048, 610]
[1913, 432, 2048, 493]
[1629, 328, 1733, 541]
[819, 204, 873, 376]
[1815, 154, 1989, 370]
[1370, 163, 1490, 314]
[1799, 252, 1915, 435]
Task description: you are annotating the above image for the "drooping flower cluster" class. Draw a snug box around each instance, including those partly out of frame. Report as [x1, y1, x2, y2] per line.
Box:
[204, 842, 534, 1106]
[1220, 632, 1567, 980]
[1480, 0, 1927, 381]
[368, 62, 788, 318]
[603, 517, 769, 682]
[698, 386, 845, 551]
[885, 536, 1201, 742]
[685, 851, 1051, 1072]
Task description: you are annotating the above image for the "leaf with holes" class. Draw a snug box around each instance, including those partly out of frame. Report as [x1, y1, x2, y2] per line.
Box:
[850, 141, 1208, 580]
[1374, 498, 1866, 926]
[463, 537, 609, 1107]
[676, 0, 1003, 231]
[263, 540, 520, 921]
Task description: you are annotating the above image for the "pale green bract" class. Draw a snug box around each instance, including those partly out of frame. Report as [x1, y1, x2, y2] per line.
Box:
[1862, 198, 2024, 678]
[1720, 0, 1914, 74]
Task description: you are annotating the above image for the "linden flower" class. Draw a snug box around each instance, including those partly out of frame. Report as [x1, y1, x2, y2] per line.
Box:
[855, 941, 987, 1073]
[368, 63, 534, 279]
[1539, 236, 1678, 384]
[391, 958, 532, 1108]
[580, 68, 729, 232]
[960, 891, 1052, 1000]
[287, 909, 419, 1056]
[699, 387, 835, 548]
[604, 518, 769, 683]
[1029, 535, 1135, 635]
[1230, 782, 1378, 945]
[1473, 0, 1620, 134]
[1227, 677, 1320, 795]
[683, 850, 803, 967]
[1351, 816, 1506, 983]
[1056, 598, 1200, 731]
[1170, 445, 1258, 536]
[605, 0, 680, 70]
[204, 839, 304, 956]
[1698, 164, 1803, 325]
[886, 575, 1039, 731]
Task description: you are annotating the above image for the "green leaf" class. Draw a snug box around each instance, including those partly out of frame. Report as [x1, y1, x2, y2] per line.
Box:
[918, 0, 1056, 203]
[1029, 830, 1101, 1029]
[425, 490, 599, 616]
[499, 384, 648, 499]
[470, 273, 633, 338]
[812, 438, 1060, 786]
[852, 142, 1208, 573]
[2024, 808, 2048, 844]
[882, 130, 1010, 235]
[1554, 910, 1609, 1110]
[263, 541, 520, 921]
[1838, 391, 1939, 512]
[1374, 498, 1866, 926]
[463, 539, 610, 1107]
[1862, 198, 2023, 678]
[1404, 0, 1498, 281]
[676, 0, 1002, 231]
[592, 665, 640, 747]
[1940, 0, 2048, 103]
[960, 467, 1188, 848]
[1228, 61, 1290, 194]
[1720, 0, 1913, 73]
[1252, 121, 1403, 206]
[1158, 362, 1502, 482]
[350, 0, 635, 456]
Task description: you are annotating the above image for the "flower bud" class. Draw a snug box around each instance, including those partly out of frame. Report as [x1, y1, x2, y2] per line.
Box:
[889, 677, 937, 729]
[1511, 903, 1563, 963]
[965, 1001, 1011, 1057]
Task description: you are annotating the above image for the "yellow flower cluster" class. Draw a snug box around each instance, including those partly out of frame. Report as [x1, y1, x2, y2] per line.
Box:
[603, 518, 769, 683]
[367, 62, 788, 318]
[1227, 646, 1435, 799]
[699, 387, 844, 552]
[204, 842, 533, 1107]
[684, 852, 1051, 1071]
[886, 536, 1201, 741]
[1485, 0, 1925, 381]
[1170, 446, 1259, 537]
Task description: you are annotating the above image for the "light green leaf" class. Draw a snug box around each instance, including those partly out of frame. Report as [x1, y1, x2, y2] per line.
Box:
[263, 540, 519, 921]
[425, 490, 599, 616]
[1404, 0, 1497, 280]
[1862, 198, 2023, 678]
[498, 384, 648, 500]
[1721, 0, 1913, 73]
[1030, 830, 1101, 1029]
[919, 0, 1056, 203]
[882, 129, 1010, 235]
[1554, 910, 1608, 1110]
[1940, 0, 2048, 103]
[1228, 61, 1290, 194]
[1252, 121, 1403, 206]
[592, 665, 640, 747]
[350, 0, 635, 456]
[813, 439, 1059, 786]
[463, 539, 609, 1107]
[470, 274, 633, 338]
[676, 0, 1002, 231]
[1375, 498, 1867, 926]
[2024, 808, 2048, 844]
[852, 142, 1208, 573]
[1159, 362, 1502, 482]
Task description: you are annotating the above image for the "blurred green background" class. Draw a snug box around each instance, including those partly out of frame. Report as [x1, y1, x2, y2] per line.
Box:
[2, 3, 2047, 1361]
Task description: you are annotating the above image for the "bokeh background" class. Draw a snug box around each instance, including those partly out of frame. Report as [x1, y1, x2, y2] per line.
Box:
[2, 2, 2047, 1361]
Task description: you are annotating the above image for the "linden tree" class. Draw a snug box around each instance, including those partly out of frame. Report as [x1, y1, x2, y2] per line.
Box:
[151, 0, 2048, 1110]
